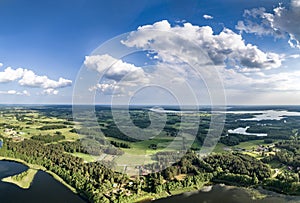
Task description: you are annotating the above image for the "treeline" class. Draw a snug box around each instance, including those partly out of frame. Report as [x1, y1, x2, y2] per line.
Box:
[146, 172, 213, 194]
[61, 140, 88, 153]
[220, 134, 261, 146]
[262, 140, 300, 170]
[39, 124, 67, 130]
[31, 134, 65, 143]
[142, 152, 272, 194]
[110, 141, 130, 149]
[204, 153, 271, 180]
[101, 125, 138, 142]
[264, 173, 300, 195]
[73, 138, 124, 156]
[30, 106, 73, 120]
[40, 121, 73, 125]
[62, 137, 126, 156]
[70, 127, 103, 137]
[261, 139, 300, 195]
[213, 173, 256, 187]
[129, 111, 151, 129]
[0, 138, 130, 202]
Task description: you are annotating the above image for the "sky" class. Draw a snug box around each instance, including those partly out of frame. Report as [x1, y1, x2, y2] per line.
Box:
[1, 0, 300, 105]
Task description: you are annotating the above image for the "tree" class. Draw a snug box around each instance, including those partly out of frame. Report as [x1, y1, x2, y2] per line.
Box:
[253, 173, 259, 185]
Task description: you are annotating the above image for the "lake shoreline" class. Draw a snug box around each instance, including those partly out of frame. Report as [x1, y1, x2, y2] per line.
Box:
[149, 183, 300, 203]
[0, 156, 78, 194]
[1, 168, 38, 189]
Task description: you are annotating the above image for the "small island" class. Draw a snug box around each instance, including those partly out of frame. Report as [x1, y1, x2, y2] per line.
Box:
[2, 168, 38, 189]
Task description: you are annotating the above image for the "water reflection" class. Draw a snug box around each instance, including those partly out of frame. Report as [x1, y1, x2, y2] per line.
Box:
[154, 185, 300, 203]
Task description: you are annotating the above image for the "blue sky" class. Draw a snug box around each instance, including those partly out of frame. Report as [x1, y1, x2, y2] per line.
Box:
[1, 0, 300, 105]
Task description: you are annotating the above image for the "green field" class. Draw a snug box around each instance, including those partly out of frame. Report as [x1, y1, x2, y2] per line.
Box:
[68, 152, 97, 162]
[0, 109, 79, 142]
[234, 140, 266, 150]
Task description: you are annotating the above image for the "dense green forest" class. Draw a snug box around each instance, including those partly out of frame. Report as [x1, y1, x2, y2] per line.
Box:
[1, 106, 300, 202]
[261, 139, 300, 194]
[2, 135, 297, 202]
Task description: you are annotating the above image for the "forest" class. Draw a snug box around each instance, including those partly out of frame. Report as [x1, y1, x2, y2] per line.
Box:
[2, 135, 296, 202]
[0, 105, 300, 202]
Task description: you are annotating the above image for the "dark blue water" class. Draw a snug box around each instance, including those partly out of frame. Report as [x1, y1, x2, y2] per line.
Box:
[0, 161, 87, 203]
[154, 184, 300, 203]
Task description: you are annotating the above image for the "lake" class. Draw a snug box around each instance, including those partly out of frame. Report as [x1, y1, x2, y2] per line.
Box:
[153, 184, 300, 203]
[224, 110, 300, 121]
[0, 160, 87, 203]
[228, 126, 268, 136]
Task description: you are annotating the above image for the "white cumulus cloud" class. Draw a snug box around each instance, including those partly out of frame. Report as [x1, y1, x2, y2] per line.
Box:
[84, 54, 147, 82]
[236, 1, 300, 48]
[89, 81, 122, 95]
[123, 20, 283, 70]
[0, 90, 30, 96]
[289, 54, 300, 59]
[203, 14, 213, 19]
[42, 88, 59, 95]
[119, 20, 300, 104]
[0, 65, 72, 95]
[0, 67, 24, 83]
[19, 69, 72, 89]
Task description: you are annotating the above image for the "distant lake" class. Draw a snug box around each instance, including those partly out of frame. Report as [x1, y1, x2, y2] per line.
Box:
[0, 160, 86, 203]
[149, 107, 198, 114]
[154, 184, 300, 203]
[225, 110, 300, 121]
[150, 108, 300, 121]
[228, 126, 268, 137]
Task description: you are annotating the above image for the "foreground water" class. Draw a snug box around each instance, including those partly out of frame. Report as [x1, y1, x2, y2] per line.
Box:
[154, 184, 300, 203]
[2, 161, 300, 203]
[0, 160, 86, 203]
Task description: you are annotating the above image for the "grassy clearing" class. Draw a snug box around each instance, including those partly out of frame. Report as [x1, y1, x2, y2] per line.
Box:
[114, 152, 154, 166]
[45, 128, 79, 141]
[133, 192, 170, 203]
[2, 168, 38, 189]
[212, 143, 228, 153]
[242, 151, 261, 158]
[131, 137, 174, 153]
[213, 140, 266, 154]
[106, 135, 177, 156]
[68, 152, 96, 162]
[233, 140, 265, 150]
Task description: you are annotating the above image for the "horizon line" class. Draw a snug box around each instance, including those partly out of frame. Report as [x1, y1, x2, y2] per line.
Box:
[1, 103, 300, 106]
